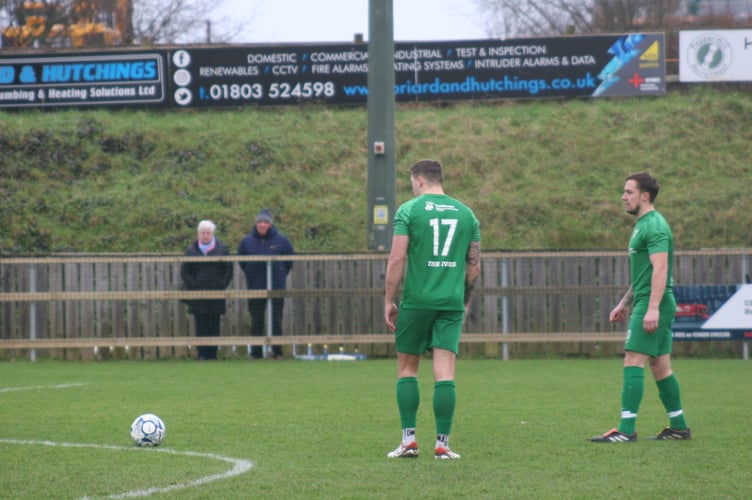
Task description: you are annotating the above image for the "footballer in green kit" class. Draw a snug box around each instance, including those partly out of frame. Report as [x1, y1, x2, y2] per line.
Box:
[592, 172, 691, 443]
[625, 209, 677, 357]
[384, 159, 481, 460]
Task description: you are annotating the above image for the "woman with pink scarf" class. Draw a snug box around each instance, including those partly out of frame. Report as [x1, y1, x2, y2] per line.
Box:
[180, 220, 233, 360]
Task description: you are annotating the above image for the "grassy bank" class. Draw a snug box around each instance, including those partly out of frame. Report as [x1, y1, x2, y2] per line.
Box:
[2, 88, 751, 253]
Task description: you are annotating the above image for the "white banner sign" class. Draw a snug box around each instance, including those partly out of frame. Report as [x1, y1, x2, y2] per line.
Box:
[679, 29, 752, 82]
[703, 284, 752, 330]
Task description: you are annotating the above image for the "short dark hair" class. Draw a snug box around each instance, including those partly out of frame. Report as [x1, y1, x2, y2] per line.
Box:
[627, 172, 660, 203]
[409, 159, 443, 184]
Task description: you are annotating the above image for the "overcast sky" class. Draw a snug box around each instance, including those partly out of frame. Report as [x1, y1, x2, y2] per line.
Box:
[215, 0, 488, 44]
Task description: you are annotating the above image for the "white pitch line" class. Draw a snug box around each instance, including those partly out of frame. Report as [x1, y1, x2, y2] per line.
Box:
[0, 382, 86, 393]
[0, 439, 254, 499]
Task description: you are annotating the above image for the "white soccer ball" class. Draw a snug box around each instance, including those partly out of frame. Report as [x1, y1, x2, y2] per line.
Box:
[130, 413, 166, 447]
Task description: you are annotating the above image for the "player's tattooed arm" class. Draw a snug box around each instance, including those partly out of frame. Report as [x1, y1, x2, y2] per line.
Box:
[464, 241, 481, 306]
[620, 285, 634, 307]
[609, 285, 633, 322]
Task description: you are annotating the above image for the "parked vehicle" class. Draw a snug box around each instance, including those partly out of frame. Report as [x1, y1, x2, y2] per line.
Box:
[671, 303, 709, 331]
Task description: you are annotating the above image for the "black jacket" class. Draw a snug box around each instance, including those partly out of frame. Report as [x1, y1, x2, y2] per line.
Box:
[237, 225, 294, 290]
[180, 239, 233, 315]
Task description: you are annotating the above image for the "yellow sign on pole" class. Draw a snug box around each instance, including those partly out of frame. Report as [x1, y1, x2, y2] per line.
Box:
[373, 205, 389, 225]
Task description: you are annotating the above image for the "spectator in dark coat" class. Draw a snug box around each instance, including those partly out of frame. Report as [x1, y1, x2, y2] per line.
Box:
[180, 220, 233, 360]
[237, 209, 294, 359]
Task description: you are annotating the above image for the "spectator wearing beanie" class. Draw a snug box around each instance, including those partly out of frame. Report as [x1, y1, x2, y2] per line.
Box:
[237, 209, 294, 359]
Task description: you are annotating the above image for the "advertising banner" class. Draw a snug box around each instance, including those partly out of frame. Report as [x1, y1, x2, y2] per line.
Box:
[0, 33, 664, 110]
[168, 33, 665, 108]
[672, 284, 752, 341]
[679, 29, 752, 82]
[0, 51, 167, 108]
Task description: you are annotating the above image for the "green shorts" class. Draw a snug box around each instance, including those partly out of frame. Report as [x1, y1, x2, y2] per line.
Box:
[394, 309, 465, 355]
[625, 299, 676, 357]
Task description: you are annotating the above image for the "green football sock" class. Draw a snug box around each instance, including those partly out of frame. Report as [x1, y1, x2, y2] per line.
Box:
[396, 377, 419, 430]
[618, 366, 644, 435]
[656, 374, 688, 430]
[433, 380, 456, 436]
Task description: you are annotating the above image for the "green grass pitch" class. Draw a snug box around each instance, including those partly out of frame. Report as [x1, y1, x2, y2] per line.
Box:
[1, 358, 750, 498]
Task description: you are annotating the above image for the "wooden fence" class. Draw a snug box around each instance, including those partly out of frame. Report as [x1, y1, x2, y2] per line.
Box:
[1, 249, 750, 360]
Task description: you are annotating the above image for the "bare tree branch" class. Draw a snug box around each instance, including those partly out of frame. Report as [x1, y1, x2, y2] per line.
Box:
[473, 0, 687, 37]
[132, 0, 252, 44]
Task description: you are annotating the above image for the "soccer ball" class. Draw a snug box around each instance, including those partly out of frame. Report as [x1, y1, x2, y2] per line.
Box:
[130, 413, 166, 447]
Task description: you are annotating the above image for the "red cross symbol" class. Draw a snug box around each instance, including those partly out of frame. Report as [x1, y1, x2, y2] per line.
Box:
[628, 73, 645, 88]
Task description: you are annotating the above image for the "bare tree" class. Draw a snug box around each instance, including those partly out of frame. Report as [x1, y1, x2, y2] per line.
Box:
[474, 0, 682, 38]
[0, 1, 24, 24]
[0, 0, 251, 47]
[592, 0, 646, 31]
[132, 0, 250, 45]
[635, 0, 683, 28]
[474, 0, 595, 38]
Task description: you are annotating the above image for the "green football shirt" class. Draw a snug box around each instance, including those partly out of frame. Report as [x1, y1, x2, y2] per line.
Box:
[628, 210, 674, 306]
[393, 193, 481, 311]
